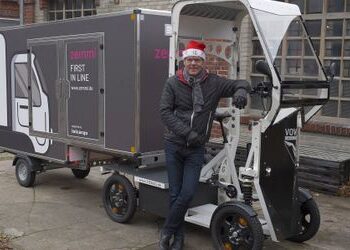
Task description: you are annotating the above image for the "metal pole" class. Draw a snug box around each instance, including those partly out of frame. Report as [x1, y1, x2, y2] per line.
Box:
[19, 0, 24, 25]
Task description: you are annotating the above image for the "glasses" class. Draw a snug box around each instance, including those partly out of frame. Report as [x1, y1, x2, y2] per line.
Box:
[185, 57, 203, 64]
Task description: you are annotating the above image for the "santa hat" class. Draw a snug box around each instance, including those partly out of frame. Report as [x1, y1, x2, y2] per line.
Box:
[182, 40, 206, 60]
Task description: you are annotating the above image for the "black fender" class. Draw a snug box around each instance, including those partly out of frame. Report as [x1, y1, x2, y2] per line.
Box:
[212, 201, 257, 220]
[13, 155, 42, 172]
[298, 187, 313, 203]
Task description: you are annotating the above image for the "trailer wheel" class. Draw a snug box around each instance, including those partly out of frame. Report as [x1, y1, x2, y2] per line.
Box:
[15, 159, 36, 187]
[102, 174, 137, 223]
[71, 168, 90, 179]
[288, 197, 320, 243]
[210, 203, 264, 250]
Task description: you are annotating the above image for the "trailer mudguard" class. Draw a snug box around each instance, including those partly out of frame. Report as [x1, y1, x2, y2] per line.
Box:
[13, 155, 42, 171]
[212, 201, 257, 218]
[298, 187, 312, 203]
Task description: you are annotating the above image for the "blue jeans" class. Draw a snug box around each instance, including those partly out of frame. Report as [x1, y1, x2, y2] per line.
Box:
[162, 141, 205, 236]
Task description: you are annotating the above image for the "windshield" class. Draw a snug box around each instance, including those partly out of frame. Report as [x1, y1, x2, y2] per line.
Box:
[251, 9, 329, 123]
[252, 10, 327, 82]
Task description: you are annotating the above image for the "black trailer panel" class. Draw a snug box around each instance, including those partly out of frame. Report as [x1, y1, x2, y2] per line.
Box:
[0, 10, 170, 162]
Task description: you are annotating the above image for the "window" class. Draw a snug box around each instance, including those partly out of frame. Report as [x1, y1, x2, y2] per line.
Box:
[15, 64, 28, 99]
[14, 63, 41, 106]
[48, 0, 96, 21]
[305, 39, 320, 56]
[344, 60, 350, 77]
[287, 40, 302, 56]
[324, 59, 341, 76]
[274, 58, 282, 73]
[303, 59, 319, 76]
[326, 20, 343, 37]
[305, 20, 322, 37]
[327, 0, 344, 12]
[322, 100, 338, 117]
[345, 40, 350, 57]
[290, 0, 304, 13]
[347, 0, 350, 11]
[287, 59, 302, 75]
[340, 101, 350, 118]
[346, 20, 350, 36]
[325, 40, 342, 57]
[252, 40, 263, 56]
[306, 0, 323, 14]
[288, 20, 302, 37]
[329, 79, 339, 97]
[343, 80, 350, 97]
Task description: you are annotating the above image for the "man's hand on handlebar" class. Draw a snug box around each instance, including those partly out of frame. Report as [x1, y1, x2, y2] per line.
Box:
[233, 88, 248, 109]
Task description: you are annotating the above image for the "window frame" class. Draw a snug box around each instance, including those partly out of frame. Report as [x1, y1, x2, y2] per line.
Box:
[48, 0, 97, 21]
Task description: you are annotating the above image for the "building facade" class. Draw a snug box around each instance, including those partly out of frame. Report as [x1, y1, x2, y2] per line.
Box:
[0, 0, 349, 136]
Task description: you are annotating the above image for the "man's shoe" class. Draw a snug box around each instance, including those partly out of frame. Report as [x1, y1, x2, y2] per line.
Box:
[170, 235, 184, 250]
[159, 230, 172, 250]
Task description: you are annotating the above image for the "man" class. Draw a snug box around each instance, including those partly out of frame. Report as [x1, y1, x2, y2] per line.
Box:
[159, 40, 249, 250]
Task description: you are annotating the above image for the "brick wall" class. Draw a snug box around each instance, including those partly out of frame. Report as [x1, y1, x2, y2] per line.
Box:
[0, 0, 19, 18]
[0, 0, 36, 24]
[24, 0, 35, 24]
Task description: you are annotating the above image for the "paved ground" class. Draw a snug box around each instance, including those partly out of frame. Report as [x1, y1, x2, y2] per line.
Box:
[0, 158, 349, 250]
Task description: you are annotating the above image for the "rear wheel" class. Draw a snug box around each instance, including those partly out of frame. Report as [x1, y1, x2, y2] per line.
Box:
[211, 203, 264, 250]
[15, 158, 36, 187]
[102, 174, 137, 223]
[71, 168, 90, 179]
[288, 197, 320, 243]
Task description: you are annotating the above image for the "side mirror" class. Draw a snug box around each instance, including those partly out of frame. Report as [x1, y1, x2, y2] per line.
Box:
[255, 60, 272, 80]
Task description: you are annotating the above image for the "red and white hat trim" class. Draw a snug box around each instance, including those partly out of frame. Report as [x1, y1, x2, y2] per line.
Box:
[182, 40, 206, 60]
[182, 48, 206, 60]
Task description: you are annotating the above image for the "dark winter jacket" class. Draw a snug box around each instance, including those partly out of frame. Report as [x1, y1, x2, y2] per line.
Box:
[159, 70, 250, 147]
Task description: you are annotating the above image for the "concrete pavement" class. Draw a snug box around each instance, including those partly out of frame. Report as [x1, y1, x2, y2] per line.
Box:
[0, 159, 349, 250]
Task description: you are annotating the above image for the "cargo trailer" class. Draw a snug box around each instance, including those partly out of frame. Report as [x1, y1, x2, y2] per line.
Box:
[0, 9, 171, 185]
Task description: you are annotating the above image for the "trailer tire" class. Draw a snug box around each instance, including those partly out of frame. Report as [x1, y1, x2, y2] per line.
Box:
[15, 158, 36, 187]
[71, 168, 90, 179]
[210, 202, 264, 250]
[288, 197, 320, 243]
[102, 174, 137, 223]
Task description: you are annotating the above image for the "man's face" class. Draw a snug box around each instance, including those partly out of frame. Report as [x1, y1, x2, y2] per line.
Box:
[184, 56, 204, 76]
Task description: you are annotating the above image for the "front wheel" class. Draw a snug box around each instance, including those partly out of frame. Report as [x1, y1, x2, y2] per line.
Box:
[210, 203, 264, 250]
[288, 197, 320, 243]
[102, 174, 137, 223]
[15, 159, 36, 187]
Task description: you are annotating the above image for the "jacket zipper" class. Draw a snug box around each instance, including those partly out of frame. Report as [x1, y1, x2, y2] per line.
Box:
[190, 112, 195, 128]
[187, 112, 195, 147]
[205, 111, 212, 136]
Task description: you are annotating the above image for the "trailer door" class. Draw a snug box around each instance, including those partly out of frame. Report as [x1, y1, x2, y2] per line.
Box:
[28, 34, 105, 147]
[64, 36, 104, 144]
[27, 40, 61, 140]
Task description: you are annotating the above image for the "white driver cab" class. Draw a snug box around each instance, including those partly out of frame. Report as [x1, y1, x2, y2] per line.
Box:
[170, 0, 329, 131]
